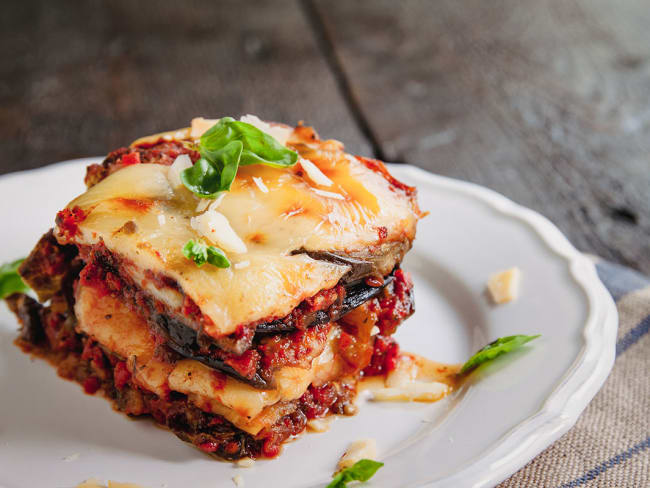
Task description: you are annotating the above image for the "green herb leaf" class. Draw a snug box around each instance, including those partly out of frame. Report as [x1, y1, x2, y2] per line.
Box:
[199, 117, 237, 159]
[182, 240, 230, 268]
[181, 141, 243, 197]
[205, 246, 230, 268]
[326, 459, 384, 488]
[460, 334, 540, 374]
[181, 117, 298, 198]
[229, 120, 298, 168]
[181, 158, 223, 199]
[0, 259, 30, 299]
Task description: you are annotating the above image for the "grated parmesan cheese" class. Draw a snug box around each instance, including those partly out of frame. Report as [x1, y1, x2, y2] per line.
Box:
[190, 210, 247, 254]
[76, 479, 105, 488]
[63, 452, 80, 462]
[234, 260, 250, 270]
[240, 114, 292, 146]
[487, 267, 521, 304]
[312, 188, 345, 200]
[210, 192, 227, 211]
[385, 356, 418, 388]
[306, 416, 334, 433]
[232, 474, 245, 487]
[370, 326, 380, 336]
[107, 482, 147, 488]
[299, 158, 333, 187]
[337, 439, 378, 472]
[167, 155, 193, 189]
[76, 481, 147, 488]
[195, 199, 211, 212]
[252, 176, 269, 193]
[236, 457, 255, 468]
[190, 117, 220, 138]
[157, 214, 166, 226]
[371, 381, 449, 403]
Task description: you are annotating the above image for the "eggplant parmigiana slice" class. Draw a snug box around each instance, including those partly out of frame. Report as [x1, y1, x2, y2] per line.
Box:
[7, 116, 422, 460]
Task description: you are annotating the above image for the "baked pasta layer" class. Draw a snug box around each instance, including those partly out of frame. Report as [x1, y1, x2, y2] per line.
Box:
[55, 121, 420, 339]
[8, 117, 420, 460]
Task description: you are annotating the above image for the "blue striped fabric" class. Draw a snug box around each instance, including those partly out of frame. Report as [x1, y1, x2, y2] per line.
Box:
[596, 260, 650, 358]
[595, 261, 650, 302]
[558, 436, 650, 488]
[616, 315, 650, 357]
[550, 262, 650, 488]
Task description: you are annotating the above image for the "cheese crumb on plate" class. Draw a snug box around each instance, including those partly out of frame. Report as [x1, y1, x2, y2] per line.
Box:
[487, 267, 521, 304]
[371, 381, 449, 402]
[306, 416, 334, 433]
[337, 439, 378, 472]
[235, 457, 255, 468]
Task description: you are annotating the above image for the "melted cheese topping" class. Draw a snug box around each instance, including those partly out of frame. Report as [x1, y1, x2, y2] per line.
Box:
[61, 122, 419, 337]
[74, 287, 341, 435]
[358, 353, 461, 404]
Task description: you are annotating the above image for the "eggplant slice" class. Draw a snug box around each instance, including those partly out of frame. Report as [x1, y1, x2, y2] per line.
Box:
[154, 274, 394, 388]
[292, 243, 411, 284]
[255, 275, 392, 333]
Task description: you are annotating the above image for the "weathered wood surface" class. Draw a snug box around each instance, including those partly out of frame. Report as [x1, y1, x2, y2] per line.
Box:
[312, 0, 650, 273]
[1, 0, 648, 273]
[0, 0, 369, 174]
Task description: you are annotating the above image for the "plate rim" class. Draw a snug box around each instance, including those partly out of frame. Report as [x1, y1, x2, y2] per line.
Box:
[389, 164, 618, 487]
[0, 160, 618, 488]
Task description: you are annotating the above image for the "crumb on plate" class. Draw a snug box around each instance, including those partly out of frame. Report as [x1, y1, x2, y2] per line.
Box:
[337, 439, 378, 472]
[306, 417, 334, 433]
[487, 267, 521, 304]
[235, 457, 255, 468]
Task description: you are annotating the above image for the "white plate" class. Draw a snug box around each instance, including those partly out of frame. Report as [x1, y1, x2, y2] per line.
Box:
[0, 159, 617, 488]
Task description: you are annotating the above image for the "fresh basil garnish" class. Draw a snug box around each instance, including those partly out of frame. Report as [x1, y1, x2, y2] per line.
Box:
[460, 334, 540, 374]
[182, 240, 230, 268]
[181, 143, 242, 198]
[326, 459, 384, 488]
[0, 259, 30, 299]
[181, 117, 298, 198]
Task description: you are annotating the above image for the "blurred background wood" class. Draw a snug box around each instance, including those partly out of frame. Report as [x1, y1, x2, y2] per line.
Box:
[0, 0, 369, 172]
[1, 0, 648, 273]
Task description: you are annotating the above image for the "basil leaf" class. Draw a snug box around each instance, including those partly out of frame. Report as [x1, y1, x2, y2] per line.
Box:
[183, 240, 207, 266]
[200, 117, 297, 168]
[199, 117, 237, 157]
[180, 158, 222, 198]
[0, 259, 30, 299]
[230, 121, 298, 168]
[327, 459, 384, 488]
[460, 334, 540, 374]
[205, 245, 230, 268]
[180, 139, 243, 198]
[182, 240, 230, 268]
[214, 140, 244, 191]
[181, 117, 298, 198]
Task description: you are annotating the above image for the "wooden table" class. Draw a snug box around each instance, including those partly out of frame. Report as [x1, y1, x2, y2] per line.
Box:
[1, 0, 648, 273]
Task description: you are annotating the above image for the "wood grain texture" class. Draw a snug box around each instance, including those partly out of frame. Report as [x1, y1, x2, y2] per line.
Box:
[0, 0, 370, 174]
[313, 0, 650, 273]
[1, 0, 647, 273]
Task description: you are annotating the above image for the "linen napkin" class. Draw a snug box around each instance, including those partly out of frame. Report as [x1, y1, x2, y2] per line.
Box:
[498, 260, 650, 488]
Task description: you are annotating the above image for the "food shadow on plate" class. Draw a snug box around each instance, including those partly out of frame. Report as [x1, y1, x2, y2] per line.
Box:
[0, 320, 197, 463]
[464, 341, 542, 387]
[401, 252, 489, 356]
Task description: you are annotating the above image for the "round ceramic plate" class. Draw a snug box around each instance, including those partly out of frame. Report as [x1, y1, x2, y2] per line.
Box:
[0, 159, 617, 488]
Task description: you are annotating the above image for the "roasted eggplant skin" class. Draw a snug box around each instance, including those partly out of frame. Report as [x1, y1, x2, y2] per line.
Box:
[153, 275, 395, 388]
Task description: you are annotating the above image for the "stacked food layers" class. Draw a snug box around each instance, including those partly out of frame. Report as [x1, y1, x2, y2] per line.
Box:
[7, 116, 421, 459]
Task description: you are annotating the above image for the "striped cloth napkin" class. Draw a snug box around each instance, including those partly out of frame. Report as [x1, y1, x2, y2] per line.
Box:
[498, 260, 649, 488]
